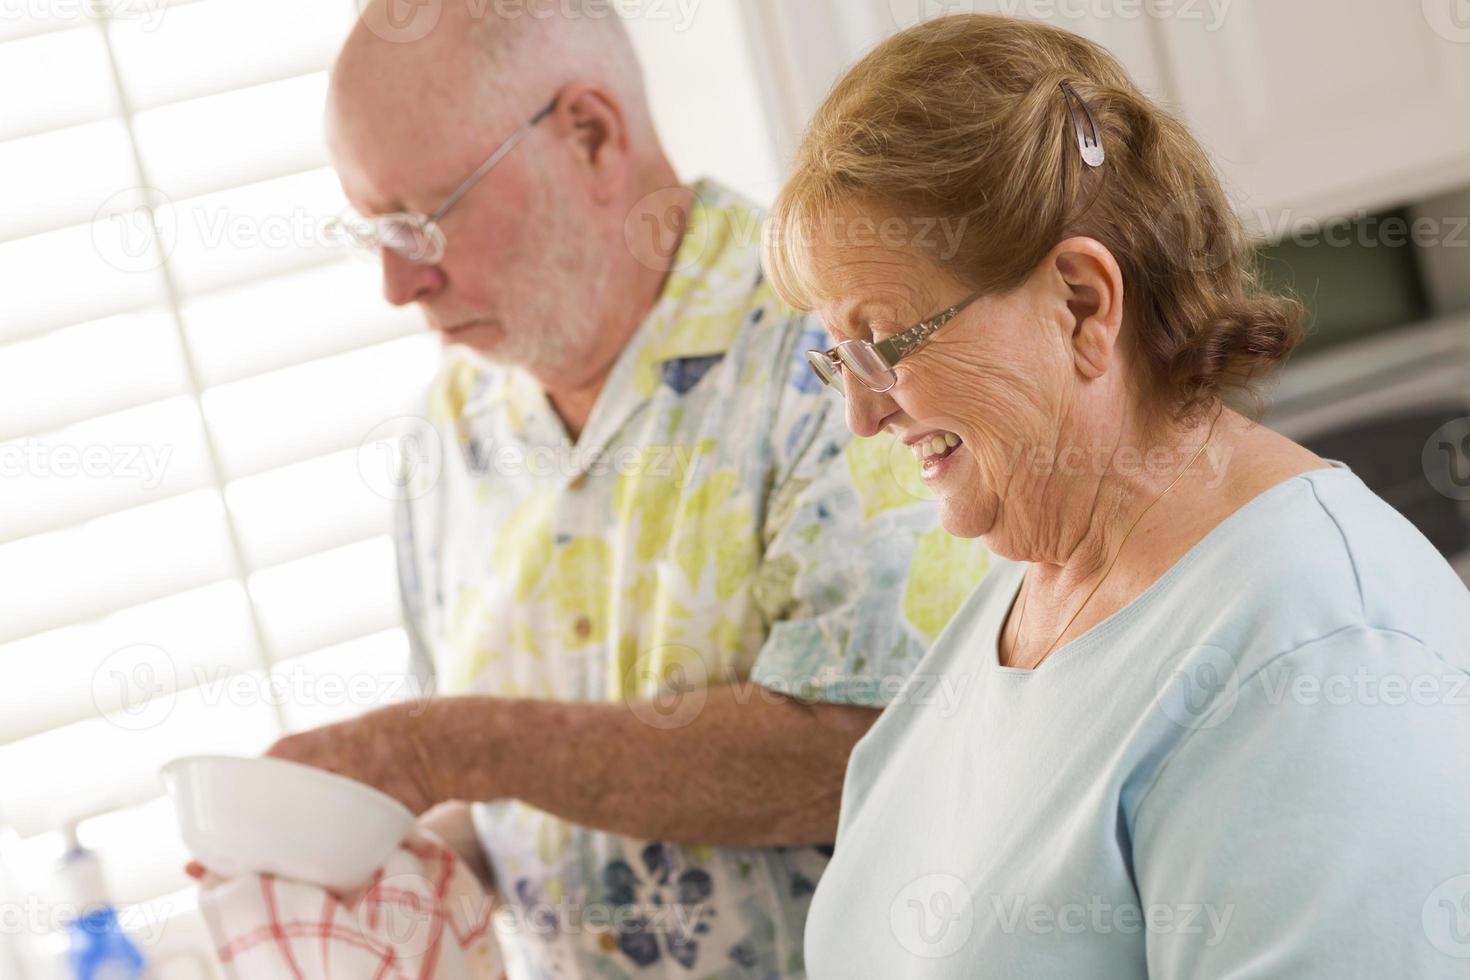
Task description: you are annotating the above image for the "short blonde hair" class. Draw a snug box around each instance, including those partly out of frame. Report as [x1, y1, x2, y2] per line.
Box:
[764, 14, 1304, 420]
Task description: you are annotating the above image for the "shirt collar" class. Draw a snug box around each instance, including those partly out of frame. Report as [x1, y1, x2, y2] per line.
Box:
[632, 178, 765, 368]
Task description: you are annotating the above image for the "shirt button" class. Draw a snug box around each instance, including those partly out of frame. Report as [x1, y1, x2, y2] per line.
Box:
[574, 616, 593, 639]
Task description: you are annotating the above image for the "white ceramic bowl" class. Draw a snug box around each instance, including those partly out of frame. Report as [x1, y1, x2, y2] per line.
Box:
[161, 755, 416, 894]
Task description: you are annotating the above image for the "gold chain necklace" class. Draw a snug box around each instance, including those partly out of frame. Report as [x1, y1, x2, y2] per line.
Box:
[1010, 407, 1223, 668]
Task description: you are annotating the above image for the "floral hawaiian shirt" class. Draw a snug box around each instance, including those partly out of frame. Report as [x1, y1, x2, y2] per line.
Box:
[393, 180, 992, 979]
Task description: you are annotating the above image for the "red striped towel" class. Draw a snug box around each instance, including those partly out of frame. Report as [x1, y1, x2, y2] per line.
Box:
[197, 829, 505, 979]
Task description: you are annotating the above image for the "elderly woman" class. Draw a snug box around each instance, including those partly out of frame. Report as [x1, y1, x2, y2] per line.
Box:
[763, 14, 1470, 979]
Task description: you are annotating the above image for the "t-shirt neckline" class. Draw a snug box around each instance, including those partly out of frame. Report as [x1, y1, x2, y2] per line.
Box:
[988, 462, 1352, 675]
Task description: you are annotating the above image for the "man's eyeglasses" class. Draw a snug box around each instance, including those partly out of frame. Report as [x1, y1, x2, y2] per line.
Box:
[326, 95, 559, 266]
[806, 293, 980, 394]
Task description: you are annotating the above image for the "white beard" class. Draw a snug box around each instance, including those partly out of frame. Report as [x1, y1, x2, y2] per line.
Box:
[478, 189, 616, 379]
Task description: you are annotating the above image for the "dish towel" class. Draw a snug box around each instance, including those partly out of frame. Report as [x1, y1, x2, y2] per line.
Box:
[197, 828, 506, 979]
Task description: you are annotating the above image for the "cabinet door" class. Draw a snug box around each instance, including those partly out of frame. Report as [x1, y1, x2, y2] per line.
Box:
[744, 0, 1172, 172]
[878, 1, 1171, 99]
[1153, 0, 1470, 230]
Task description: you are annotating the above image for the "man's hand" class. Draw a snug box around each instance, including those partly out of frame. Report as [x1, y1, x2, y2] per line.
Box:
[265, 700, 444, 815]
[418, 801, 496, 891]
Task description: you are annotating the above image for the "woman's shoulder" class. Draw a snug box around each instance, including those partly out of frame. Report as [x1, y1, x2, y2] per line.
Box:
[1180, 462, 1469, 666]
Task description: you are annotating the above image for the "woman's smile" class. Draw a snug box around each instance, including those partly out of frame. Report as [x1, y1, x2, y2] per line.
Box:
[919, 438, 967, 484]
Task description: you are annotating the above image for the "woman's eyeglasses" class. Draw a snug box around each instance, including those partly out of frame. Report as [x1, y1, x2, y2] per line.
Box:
[326, 95, 559, 266]
[806, 293, 980, 394]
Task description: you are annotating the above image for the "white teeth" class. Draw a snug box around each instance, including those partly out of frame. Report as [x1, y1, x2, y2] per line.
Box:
[912, 432, 962, 461]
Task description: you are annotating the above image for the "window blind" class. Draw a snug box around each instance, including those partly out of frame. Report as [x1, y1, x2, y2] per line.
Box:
[0, 1, 435, 971]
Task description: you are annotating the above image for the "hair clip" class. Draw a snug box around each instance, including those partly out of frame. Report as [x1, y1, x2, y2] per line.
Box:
[1059, 81, 1105, 169]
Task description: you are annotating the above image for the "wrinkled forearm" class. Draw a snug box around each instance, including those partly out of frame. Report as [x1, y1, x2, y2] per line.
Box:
[420, 686, 878, 847]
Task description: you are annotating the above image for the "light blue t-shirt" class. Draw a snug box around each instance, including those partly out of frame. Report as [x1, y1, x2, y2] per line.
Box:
[806, 465, 1470, 978]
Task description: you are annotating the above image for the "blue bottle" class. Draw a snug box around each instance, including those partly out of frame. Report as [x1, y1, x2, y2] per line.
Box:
[57, 824, 147, 980]
[66, 906, 147, 980]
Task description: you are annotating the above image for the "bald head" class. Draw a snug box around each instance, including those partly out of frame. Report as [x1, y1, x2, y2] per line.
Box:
[331, 0, 652, 147]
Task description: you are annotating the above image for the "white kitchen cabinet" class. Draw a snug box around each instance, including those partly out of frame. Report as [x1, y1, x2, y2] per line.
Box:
[1151, 0, 1470, 232]
[743, 0, 1169, 169]
[883, 0, 1171, 100]
[744, 0, 1470, 234]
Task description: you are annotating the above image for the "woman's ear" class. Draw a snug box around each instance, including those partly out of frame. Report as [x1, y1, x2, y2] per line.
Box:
[1047, 237, 1124, 380]
[552, 83, 631, 204]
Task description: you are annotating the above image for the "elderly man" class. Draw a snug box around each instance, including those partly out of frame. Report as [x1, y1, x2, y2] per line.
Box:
[265, 1, 991, 976]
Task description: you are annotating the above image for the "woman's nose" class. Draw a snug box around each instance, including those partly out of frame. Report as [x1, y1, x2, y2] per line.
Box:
[845, 383, 897, 438]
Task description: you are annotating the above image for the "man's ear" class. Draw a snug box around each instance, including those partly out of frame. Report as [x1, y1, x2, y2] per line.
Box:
[551, 83, 630, 204]
[1046, 236, 1125, 380]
